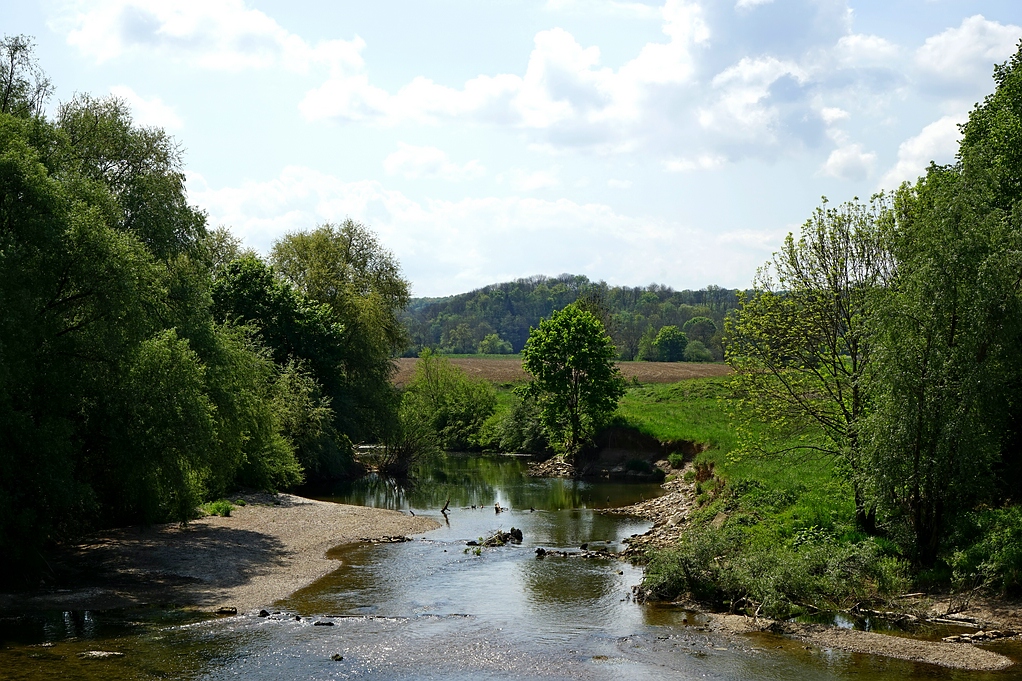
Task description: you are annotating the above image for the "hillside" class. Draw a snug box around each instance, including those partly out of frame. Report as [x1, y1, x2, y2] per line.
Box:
[400, 274, 741, 360]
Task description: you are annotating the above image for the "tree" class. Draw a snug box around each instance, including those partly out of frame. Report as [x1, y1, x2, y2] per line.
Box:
[654, 325, 688, 361]
[682, 316, 716, 345]
[0, 35, 51, 118]
[725, 196, 894, 532]
[477, 332, 513, 354]
[862, 45, 1022, 565]
[683, 340, 713, 362]
[518, 304, 625, 461]
[401, 349, 497, 451]
[271, 220, 410, 442]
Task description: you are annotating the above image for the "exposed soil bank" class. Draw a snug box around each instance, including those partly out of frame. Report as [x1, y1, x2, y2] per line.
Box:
[0, 493, 438, 614]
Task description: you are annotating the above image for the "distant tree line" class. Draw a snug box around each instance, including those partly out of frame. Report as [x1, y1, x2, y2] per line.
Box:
[400, 276, 738, 361]
[0, 37, 407, 579]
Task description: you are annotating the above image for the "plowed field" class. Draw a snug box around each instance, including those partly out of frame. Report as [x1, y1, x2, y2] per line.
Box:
[393, 357, 731, 386]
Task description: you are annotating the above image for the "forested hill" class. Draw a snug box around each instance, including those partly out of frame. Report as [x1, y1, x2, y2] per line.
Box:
[400, 274, 741, 360]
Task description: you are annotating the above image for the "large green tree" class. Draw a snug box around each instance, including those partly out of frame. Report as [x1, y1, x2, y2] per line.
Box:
[518, 304, 625, 461]
[863, 42, 1022, 565]
[725, 196, 894, 532]
[271, 220, 410, 443]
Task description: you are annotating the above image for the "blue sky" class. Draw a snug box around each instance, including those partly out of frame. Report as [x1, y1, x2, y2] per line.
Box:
[4, 1, 1020, 296]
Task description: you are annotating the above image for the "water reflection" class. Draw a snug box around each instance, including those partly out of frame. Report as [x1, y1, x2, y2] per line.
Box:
[313, 453, 666, 513]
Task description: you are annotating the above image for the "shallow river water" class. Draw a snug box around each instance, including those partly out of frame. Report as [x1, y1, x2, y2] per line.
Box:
[3, 454, 1021, 680]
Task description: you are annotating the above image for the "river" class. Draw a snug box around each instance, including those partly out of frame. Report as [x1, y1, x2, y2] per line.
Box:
[2, 453, 1020, 679]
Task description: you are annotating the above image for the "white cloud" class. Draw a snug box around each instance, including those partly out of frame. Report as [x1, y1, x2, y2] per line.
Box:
[819, 143, 876, 181]
[109, 84, 183, 129]
[502, 167, 562, 191]
[187, 166, 770, 296]
[607, 178, 633, 189]
[915, 15, 1021, 92]
[544, 0, 661, 19]
[382, 143, 484, 181]
[300, 1, 709, 152]
[833, 34, 901, 68]
[56, 0, 365, 73]
[878, 115, 963, 189]
[735, 0, 774, 10]
[699, 56, 806, 145]
[663, 154, 725, 172]
[818, 106, 849, 125]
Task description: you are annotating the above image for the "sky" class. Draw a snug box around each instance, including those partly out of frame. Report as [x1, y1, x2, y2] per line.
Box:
[3, 1, 1020, 297]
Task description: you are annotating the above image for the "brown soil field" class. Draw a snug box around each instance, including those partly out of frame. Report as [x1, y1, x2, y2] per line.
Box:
[393, 357, 731, 386]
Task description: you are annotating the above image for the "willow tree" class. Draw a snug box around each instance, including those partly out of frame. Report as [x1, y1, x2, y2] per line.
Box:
[271, 220, 410, 443]
[725, 196, 894, 532]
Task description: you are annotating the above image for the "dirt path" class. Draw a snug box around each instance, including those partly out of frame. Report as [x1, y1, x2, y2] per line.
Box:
[0, 493, 438, 614]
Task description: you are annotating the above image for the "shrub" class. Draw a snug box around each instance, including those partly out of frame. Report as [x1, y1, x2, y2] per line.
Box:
[684, 340, 714, 362]
[950, 506, 1022, 594]
[668, 452, 686, 469]
[402, 349, 497, 451]
[203, 500, 234, 517]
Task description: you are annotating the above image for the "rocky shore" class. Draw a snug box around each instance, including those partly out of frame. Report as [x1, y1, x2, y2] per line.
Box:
[0, 493, 438, 614]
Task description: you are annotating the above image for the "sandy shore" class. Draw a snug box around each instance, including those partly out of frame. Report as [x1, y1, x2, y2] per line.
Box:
[0, 493, 438, 614]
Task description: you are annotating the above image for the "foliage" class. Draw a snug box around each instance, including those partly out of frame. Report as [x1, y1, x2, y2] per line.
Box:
[651, 325, 688, 362]
[400, 274, 737, 360]
[211, 255, 354, 480]
[0, 44, 407, 577]
[725, 196, 894, 532]
[861, 43, 1022, 566]
[202, 500, 234, 517]
[518, 305, 625, 459]
[0, 36, 51, 118]
[642, 518, 908, 618]
[949, 506, 1022, 595]
[683, 340, 713, 362]
[271, 220, 409, 443]
[401, 349, 497, 451]
[477, 332, 513, 354]
[681, 316, 717, 346]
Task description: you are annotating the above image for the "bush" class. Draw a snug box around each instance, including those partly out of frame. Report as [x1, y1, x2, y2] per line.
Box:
[495, 393, 551, 454]
[477, 333, 513, 354]
[642, 520, 908, 618]
[950, 506, 1022, 594]
[668, 452, 686, 469]
[402, 349, 497, 451]
[684, 340, 714, 362]
[203, 500, 234, 517]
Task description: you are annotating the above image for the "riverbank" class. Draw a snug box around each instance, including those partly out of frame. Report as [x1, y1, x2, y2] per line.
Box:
[608, 458, 1021, 671]
[0, 493, 438, 614]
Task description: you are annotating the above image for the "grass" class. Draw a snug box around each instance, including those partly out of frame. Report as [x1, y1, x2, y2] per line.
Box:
[617, 377, 909, 617]
[200, 499, 234, 517]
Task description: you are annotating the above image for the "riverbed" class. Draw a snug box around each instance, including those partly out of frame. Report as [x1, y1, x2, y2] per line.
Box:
[2, 454, 1020, 680]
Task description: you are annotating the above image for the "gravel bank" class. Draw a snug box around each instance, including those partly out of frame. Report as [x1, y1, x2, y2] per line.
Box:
[0, 493, 438, 613]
